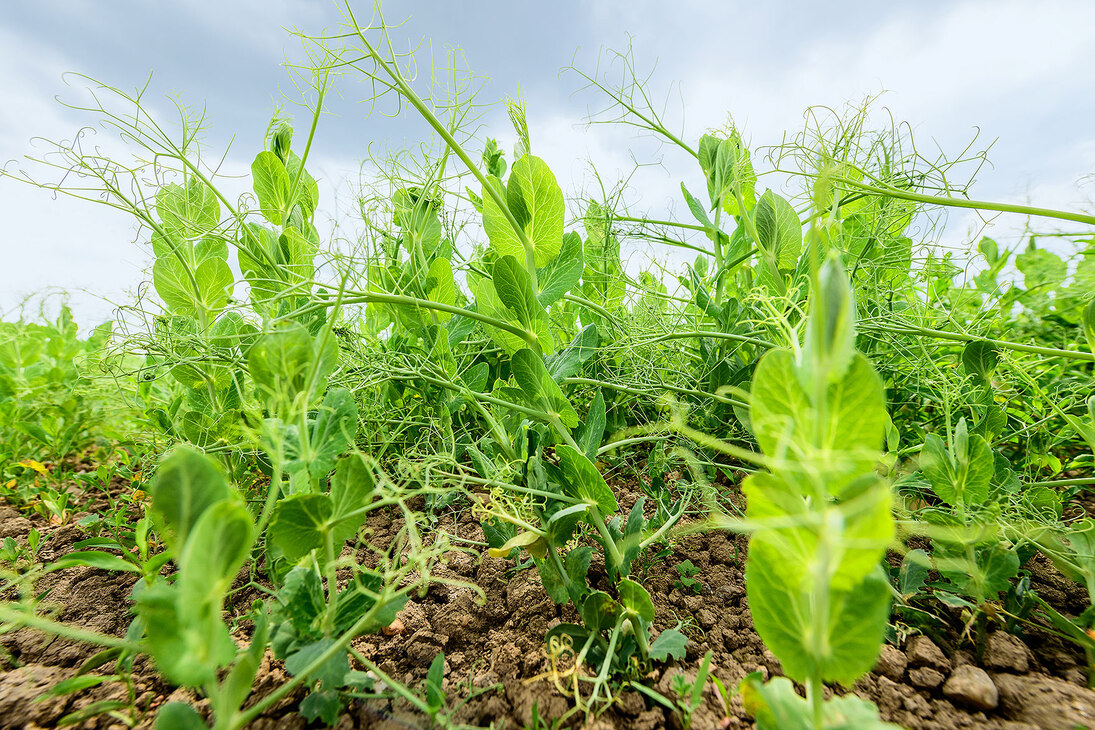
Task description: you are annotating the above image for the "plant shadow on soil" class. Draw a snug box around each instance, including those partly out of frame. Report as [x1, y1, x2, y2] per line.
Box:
[3, 463, 1095, 729]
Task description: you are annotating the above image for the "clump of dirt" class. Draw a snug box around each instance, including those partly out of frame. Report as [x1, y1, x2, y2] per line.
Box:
[4, 469, 1095, 729]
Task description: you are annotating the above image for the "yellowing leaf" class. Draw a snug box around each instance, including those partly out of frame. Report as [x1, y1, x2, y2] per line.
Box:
[18, 460, 48, 475]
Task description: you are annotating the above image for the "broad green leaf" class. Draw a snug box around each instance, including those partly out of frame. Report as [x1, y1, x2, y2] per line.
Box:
[537, 231, 583, 307]
[481, 155, 564, 267]
[277, 566, 326, 634]
[510, 348, 579, 428]
[424, 257, 456, 321]
[801, 256, 857, 386]
[750, 351, 885, 491]
[962, 341, 1000, 381]
[478, 256, 554, 354]
[617, 578, 655, 624]
[714, 133, 757, 215]
[47, 551, 138, 574]
[1015, 242, 1065, 290]
[151, 445, 231, 550]
[308, 388, 358, 479]
[747, 559, 891, 686]
[285, 639, 349, 688]
[753, 191, 801, 270]
[153, 256, 233, 317]
[269, 494, 332, 561]
[156, 179, 220, 241]
[220, 606, 269, 715]
[580, 591, 617, 634]
[556, 445, 617, 515]
[426, 653, 446, 711]
[576, 390, 606, 461]
[155, 702, 207, 730]
[248, 323, 337, 407]
[741, 675, 899, 730]
[648, 628, 688, 662]
[545, 323, 598, 383]
[330, 453, 375, 524]
[745, 473, 892, 592]
[252, 151, 291, 225]
[920, 420, 994, 507]
[300, 690, 341, 726]
[177, 500, 253, 605]
[680, 182, 713, 229]
[285, 151, 320, 218]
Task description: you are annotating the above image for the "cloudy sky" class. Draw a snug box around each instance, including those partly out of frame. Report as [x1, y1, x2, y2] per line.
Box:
[2, 0, 1094, 326]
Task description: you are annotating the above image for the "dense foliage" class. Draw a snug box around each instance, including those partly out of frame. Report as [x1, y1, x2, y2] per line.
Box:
[2, 4, 1094, 728]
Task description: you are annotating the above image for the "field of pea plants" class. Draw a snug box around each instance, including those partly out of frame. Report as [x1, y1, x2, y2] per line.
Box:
[2, 6, 1095, 730]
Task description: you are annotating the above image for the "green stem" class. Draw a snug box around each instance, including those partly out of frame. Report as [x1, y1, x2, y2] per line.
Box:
[875, 323, 1095, 363]
[835, 177, 1095, 227]
[0, 603, 138, 651]
[343, 7, 541, 289]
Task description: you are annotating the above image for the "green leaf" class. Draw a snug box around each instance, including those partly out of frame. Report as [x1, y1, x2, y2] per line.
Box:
[750, 351, 885, 493]
[680, 182, 713, 229]
[714, 134, 757, 215]
[177, 500, 253, 602]
[300, 690, 341, 726]
[538, 231, 583, 306]
[482, 155, 564, 267]
[269, 494, 333, 562]
[962, 341, 1000, 381]
[151, 445, 231, 550]
[424, 257, 456, 320]
[47, 551, 138, 574]
[920, 420, 994, 507]
[580, 591, 618, 634]
[556, 445, 618, 516]
[426, 653, 446, 711]
[330, 453, 375, 527]
[153, 256, 233, 317]
[1083, 298, 1095, 353]
[308, 388, 357, 479]
[220, 607, 269, 716]
[477, 257, 554, 354]
[1015, 242, 1065, 290]
[510, 348, 579, 428]
[248, 323, 336, 407]
[154, 702, 207, 730]
[752, 191, 801, 269]
[741, 675, 899, 730]
[285, 639, 349, 688]
[648, 627, 688, 662]
[545, 324, 598, 383]
[252, 151, 291, 225]
[278, 567, 326, 634]
[747, 559, 891, 686]
[618, 578, 655, 624]
[576, 390, 606, 461]
[156, 178, 220, 241]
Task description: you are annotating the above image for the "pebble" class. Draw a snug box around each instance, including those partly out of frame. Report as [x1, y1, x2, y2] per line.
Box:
[983, 632, 1029, 673]
[874, 643, 907, 682]
[908, 667, 945, 689]
[943, 665, 999, 711]
[906, 635, 951, 672]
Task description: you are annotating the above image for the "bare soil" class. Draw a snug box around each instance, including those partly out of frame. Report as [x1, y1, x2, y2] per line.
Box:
[3, 466, 1095, 729]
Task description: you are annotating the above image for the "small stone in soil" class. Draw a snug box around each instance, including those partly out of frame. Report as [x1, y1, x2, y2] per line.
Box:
[908, 666, 945, 689]
[874, 643, 907, 682]
[983, 631, 1030, 673]
[906, 635, 951, 672]
[942, 665, 998, 711]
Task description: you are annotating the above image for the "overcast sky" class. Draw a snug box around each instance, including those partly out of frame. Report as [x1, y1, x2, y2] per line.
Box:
[3, 1, 1094, 326]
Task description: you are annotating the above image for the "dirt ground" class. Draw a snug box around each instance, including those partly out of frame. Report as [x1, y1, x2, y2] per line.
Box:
[2, 465, 1095, 729]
